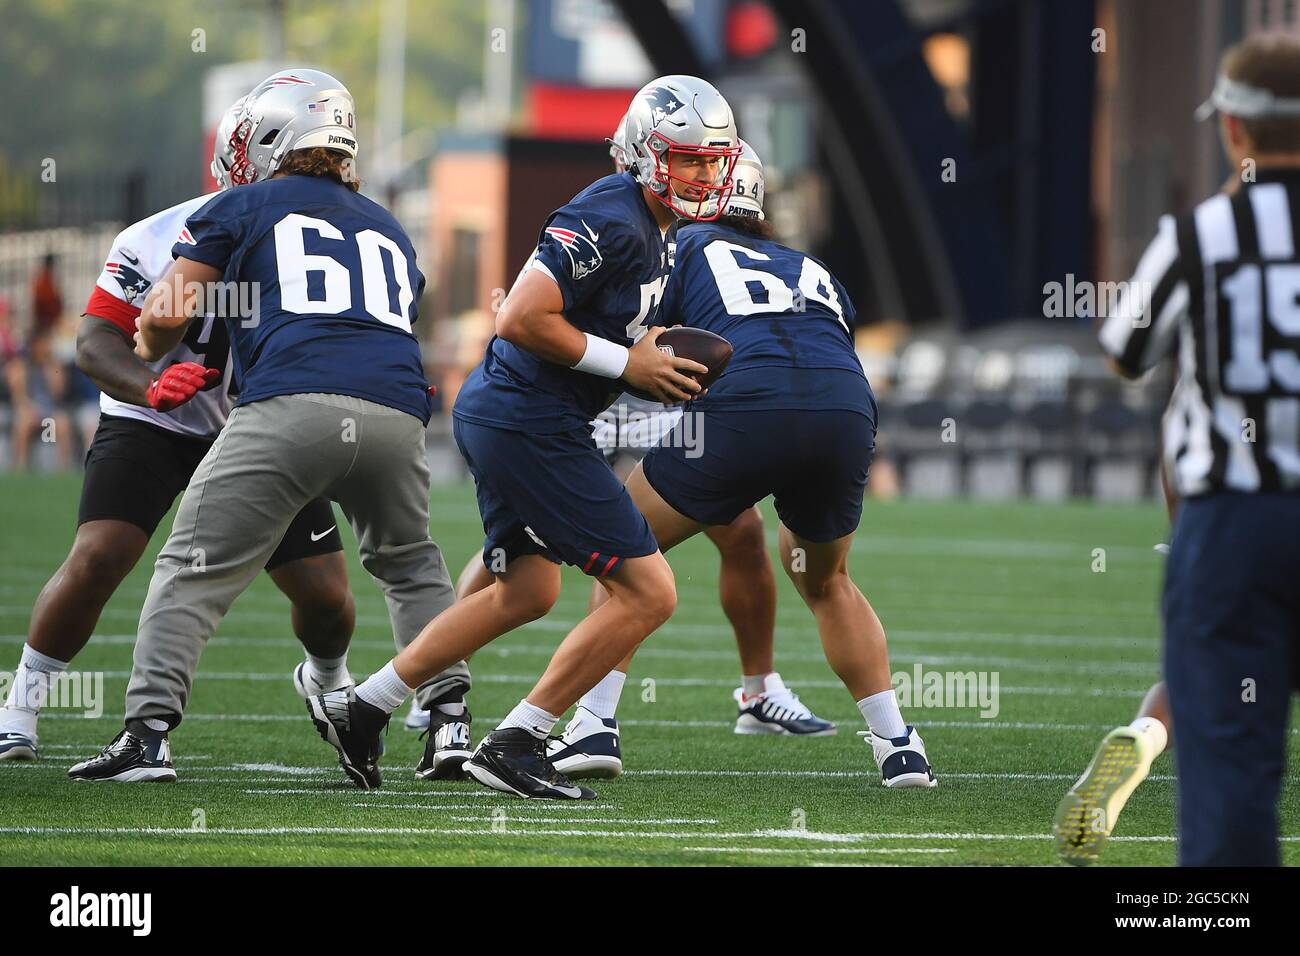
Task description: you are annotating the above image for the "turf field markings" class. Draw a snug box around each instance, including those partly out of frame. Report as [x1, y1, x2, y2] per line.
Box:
[0, 629, 1163, 656]
[44, 713, 1298, 737]
[683, 847, 956, 856]
[242, 787, 513, 797]
[443, 815, 719, 825]
[623, 769, 1178, 781]
[10, 825, 1278, 844]
[35, 669, 1163, 694]
[347, 805, 623, 813]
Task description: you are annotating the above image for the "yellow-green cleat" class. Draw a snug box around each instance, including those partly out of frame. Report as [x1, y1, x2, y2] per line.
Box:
[1053, 726, 1156, 866]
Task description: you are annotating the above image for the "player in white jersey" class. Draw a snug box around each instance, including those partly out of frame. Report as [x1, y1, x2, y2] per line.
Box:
[445, 122, 834, 780]
[0, 99, 358, 768]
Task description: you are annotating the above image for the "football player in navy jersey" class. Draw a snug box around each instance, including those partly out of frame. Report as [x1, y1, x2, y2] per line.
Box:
[0, 97, 362, 774]
[68, 70, 471, 787]
[309, 75, 741, 798]
[444, 117, 833, 776]
[592, 143, 937, 788]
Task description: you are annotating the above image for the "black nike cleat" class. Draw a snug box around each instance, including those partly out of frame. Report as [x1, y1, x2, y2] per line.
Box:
[416, 707, 473, 781]
[465, 728, 597, 800]
[307, 688, 388, 790]
[67, 729, 176, 783]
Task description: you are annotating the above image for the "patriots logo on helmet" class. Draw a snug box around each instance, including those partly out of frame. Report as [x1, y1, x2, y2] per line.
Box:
[104, 261, 150, 303]
[545, 220, 603, 281]
[642, 86, 686, 126]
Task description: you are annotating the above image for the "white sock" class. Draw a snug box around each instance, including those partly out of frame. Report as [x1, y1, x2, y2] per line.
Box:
[578, 671, 626, 721]
[1129, 715, 1169, 758]
[2, 644, 68, 715]
[742, 673, 769, 699]
[857, 689, 908, 740]
[435, 701, 466, 717]
[306, 651, 349, 687]
[498, 699, 558, 739]
[354, 661, 414, 714]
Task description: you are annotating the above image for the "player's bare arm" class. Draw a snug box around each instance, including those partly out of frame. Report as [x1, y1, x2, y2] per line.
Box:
[75, 314, 155, 406]
[135, 257, 222, 361]
[497, 266, 707, 403]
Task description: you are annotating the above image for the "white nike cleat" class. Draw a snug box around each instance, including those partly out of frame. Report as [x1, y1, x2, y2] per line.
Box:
[0, 730, 38, 761]
[860, 726, 937, 789]
[546, 705, 622, 779]
[1054, 726, 1158, 866]
[292, 661, 354, 698]
[733, 674, 836, 736]
[0, 709, 39, 761]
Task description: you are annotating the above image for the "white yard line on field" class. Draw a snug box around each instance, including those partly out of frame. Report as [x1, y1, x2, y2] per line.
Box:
[66, 670, 1157, 699]
[9, 825, 1277, 843]
[36, 713, 1213, 735]
[683, 846, 957, 855]
[0, 626, 1162, 653]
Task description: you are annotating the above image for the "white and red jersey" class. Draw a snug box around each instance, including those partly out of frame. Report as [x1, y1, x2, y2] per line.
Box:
[83, 193, 235, 438]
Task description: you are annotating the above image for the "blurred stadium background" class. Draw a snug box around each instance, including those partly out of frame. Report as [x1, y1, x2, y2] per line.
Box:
[0, 0, 1287, 499]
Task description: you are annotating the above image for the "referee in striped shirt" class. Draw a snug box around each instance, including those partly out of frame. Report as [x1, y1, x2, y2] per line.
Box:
[1099, 34, 1300, 866]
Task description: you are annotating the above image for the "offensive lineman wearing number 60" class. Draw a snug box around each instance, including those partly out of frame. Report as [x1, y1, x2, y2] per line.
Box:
[68, 69, 472, 784]
[0, 95, 361, 774]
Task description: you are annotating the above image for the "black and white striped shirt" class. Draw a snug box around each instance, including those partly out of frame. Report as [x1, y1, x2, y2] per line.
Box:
[1099, 169, 1300, 497]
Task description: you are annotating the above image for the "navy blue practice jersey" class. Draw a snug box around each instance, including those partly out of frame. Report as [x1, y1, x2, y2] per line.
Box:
[453, 171, 675, 433]
[658, 221, 869, 411]
[175, 175, 432, 423]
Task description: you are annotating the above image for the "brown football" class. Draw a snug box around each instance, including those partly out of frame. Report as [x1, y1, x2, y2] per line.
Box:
[627, 326, 733, 400]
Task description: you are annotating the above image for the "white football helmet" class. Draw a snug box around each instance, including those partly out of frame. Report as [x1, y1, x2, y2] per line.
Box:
[608, 113, 629, 173]
[211, 95, 249, 191]
[224, 68, 358, 186]
[624, 75, 740, 221]
[723, 139, 764, 220]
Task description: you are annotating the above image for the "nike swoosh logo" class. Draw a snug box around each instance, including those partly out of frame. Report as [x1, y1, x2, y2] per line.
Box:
[526, 773, 582, 797]
[121, 250, 140, 265]
[310, 526, 336, 542]
[581, 219, 599, 243]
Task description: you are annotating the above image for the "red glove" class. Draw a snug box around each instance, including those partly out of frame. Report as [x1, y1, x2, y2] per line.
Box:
[146, 362, 222, 412]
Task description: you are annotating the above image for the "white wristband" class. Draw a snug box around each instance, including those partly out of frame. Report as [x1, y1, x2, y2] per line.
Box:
[572, 332, 630, 378]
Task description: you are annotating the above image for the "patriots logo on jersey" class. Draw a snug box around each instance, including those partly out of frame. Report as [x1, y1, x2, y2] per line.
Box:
[545, 220, 603, 281]
[642, 86, 686, 126]
[105, 261, 150, 303]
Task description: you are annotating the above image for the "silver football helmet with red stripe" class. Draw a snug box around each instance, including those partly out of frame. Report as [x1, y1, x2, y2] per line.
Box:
[224, 69, 358, 186]
[211, 95, 248, 191]
[723, 140, 765, 220]
[607, 113, 629, 172]
[624, 75, 740, 221]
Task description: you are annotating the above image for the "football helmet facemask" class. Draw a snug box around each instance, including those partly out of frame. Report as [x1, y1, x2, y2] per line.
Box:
[224, 68, 358, 187]
[624, 75, 740, 222]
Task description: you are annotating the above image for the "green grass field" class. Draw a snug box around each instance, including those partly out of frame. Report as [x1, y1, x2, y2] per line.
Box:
[0, 473, 1296, 866]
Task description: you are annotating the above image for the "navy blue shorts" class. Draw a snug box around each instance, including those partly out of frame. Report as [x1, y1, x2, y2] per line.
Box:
[1162, 491, 1300, 866]
[452, 416, 658, 577]
[640, 370, 876, 542]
